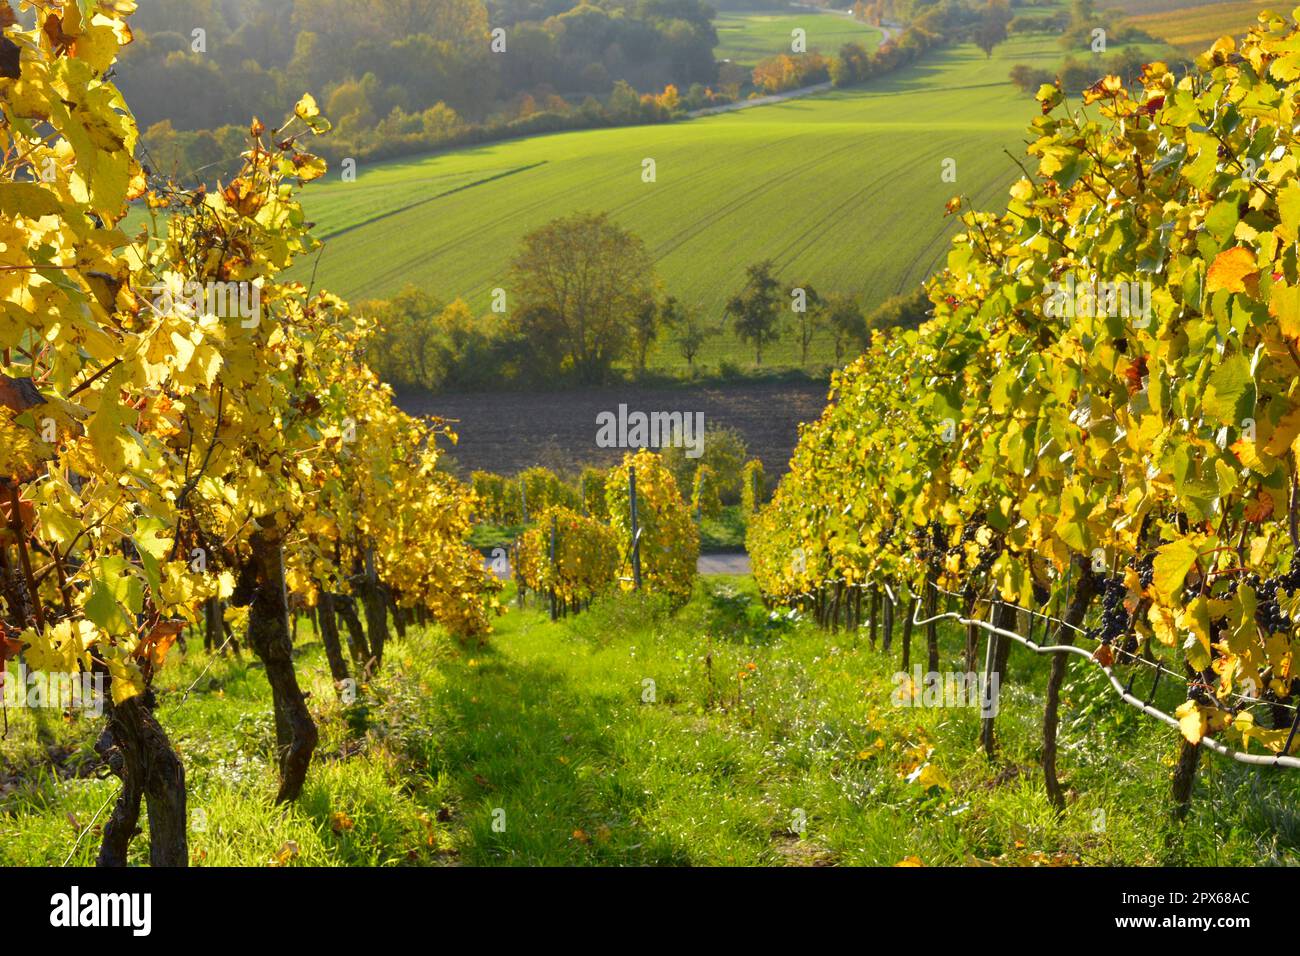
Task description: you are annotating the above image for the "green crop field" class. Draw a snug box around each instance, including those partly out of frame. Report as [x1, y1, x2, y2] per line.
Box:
[714, 9, 882, 66]
[291, 34, 1171, 371]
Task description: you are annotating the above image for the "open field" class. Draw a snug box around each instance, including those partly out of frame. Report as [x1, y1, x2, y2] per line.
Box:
[401, 378, 829, 480]
[1118, 0, 1271, 54]
[714, 9, 882, 66]
[5, 581, 1295, 866]
[293, 35, 1147, 371]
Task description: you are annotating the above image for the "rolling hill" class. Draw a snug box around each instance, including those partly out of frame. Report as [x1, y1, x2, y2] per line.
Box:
[291, 33, 1167, 370]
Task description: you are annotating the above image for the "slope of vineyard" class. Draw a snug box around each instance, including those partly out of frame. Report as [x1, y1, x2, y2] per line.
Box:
[1122, 0, 1272, 54]
[750, 14, 1300, 811]
[7, 581, 1298, 866]
[0, 0, 499, 866]
[290, 35, 1148, 369]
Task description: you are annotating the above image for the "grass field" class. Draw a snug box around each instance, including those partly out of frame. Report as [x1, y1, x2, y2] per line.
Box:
[3, 579, 1296, 866]
[1118, 0, 1271, 55]
[714, 9, 882, 66]
[292, 35, 1129, 370]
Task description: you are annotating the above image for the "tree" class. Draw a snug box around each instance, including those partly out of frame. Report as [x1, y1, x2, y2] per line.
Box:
[831, 41, 871, 87]
[362, 286, 444, 389]
[660, 296, 715, 372]
[631, 296, 660, 377]
[866, 287, 931, 339]
[791, 281, 825, 367]
[725, 261, 784, 365]
[974, 1, 1013, 58]
[824, 293, 868, 364]
[662, 424, 748, 504]
[511, 212, 656, 384]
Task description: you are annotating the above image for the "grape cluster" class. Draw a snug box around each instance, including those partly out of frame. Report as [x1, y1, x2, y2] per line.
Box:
[1252, 566, 1300, 635]
[1088, 573, 1130, 646]
[1135, 553, 1155, 590]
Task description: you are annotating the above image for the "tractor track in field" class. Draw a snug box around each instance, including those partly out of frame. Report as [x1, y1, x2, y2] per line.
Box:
[315, 163, 548, 242]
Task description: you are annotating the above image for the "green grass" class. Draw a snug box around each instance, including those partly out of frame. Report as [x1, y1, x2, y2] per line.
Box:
[469, 521, 528, 552]
[715, 10, 882, 67]
[699, 504, 748, 552]
[289, 35, 1154, 371]
[3, 578, 1297, 865]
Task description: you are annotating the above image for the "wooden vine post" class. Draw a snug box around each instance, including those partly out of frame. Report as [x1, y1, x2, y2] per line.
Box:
[629, 465, 642, 590]
[549, 513, 558, 622]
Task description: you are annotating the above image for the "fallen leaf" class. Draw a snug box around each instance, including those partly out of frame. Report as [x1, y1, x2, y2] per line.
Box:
[269, 840, 300, 867]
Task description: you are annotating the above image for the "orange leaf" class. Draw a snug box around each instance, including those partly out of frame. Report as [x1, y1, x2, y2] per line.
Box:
[1243, 495, 1274, 523]
[1206, 246, 1259, 294]
[138, 620, 184, 667]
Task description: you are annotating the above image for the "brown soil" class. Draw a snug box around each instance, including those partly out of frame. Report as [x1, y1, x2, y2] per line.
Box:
[397, 380, 831, 480]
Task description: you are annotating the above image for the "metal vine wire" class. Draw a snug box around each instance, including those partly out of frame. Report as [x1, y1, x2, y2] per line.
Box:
[904, 580, 1300, 770]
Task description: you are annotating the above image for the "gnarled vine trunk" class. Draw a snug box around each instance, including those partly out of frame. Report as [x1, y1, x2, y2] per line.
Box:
[334, 594, 371, 671]
[1170, 737, 1201, 819]
[243, 530, 318, 803]
[978, 600, 1018, 758]
[924, 576, 940, 676]
[96, 688, 187, 867]
[361, 584, 388, 668]
[1042, 558, 1098, 809]
[900, 596, 916, 671]
[315, 589, 351, 689]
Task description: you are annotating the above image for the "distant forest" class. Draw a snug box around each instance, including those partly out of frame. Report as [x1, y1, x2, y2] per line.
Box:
[124, 0, 1059, 181]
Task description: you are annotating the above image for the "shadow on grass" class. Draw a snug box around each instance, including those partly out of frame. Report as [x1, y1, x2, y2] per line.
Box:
[424, 637, 693, 865]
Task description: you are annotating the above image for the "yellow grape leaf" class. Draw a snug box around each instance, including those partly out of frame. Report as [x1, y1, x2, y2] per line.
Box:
[1265, 402, 1300, 455]
[1278, 181, 1300, 240]
[1148, 604, 1178, 646]
[906, 762, 950, 790]
[1269, 282, 1300, 339]
[1234, 711, 1293, 753]
[1152, 538, 1200, 603]
[293, 93, 319, 120]
[1175, 700, 1207, 745]
[87, 385, 140, 474]
[1205, 246, 1258, 294]
[0, 182, 62, 219]
[106, 653, 144, 705]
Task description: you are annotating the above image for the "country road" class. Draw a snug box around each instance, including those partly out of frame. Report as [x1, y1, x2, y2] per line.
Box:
[697, 552, 752, 576]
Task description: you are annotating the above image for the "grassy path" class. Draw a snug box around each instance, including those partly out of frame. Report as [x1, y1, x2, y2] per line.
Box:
[424, 581, 1300, 865]
[4, 579, 1299, 866]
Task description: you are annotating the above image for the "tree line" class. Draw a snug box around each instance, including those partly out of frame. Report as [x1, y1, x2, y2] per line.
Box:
[128, 0, 1022, 184]
[362, 212, 931, 391]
